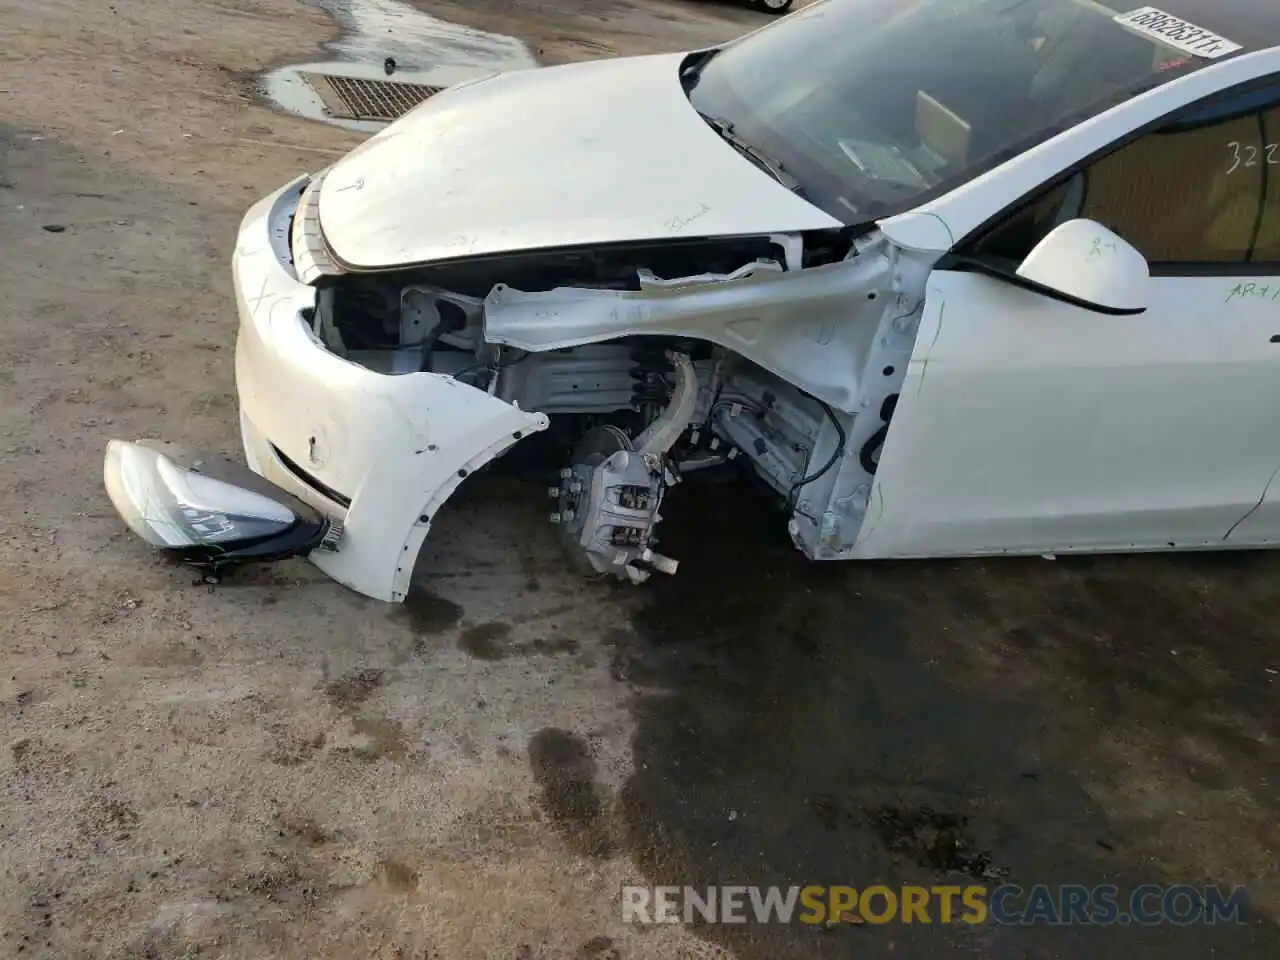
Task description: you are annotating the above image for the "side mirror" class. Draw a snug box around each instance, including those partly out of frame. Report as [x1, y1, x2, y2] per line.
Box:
[1016, 219, 1148, 314]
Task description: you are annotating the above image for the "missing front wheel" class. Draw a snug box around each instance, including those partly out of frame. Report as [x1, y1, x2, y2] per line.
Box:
[548, 424, 679, 584]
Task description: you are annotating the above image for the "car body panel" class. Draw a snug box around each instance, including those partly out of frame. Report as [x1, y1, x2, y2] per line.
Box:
[234, 178, 548, 602]
[855, 268, 1280, 557]
[861, 46, 1280, 557]
[1224, 465, 1280, 543]
[315, 52, 841, 270]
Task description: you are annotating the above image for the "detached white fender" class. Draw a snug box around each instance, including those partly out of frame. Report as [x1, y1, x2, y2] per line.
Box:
[233, 178, 548, 603]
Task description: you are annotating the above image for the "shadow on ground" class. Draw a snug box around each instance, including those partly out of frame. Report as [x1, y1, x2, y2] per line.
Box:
[575, 475, 1279, 958]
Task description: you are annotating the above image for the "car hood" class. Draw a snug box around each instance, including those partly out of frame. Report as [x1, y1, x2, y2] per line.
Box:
[316, 52, 840, 270]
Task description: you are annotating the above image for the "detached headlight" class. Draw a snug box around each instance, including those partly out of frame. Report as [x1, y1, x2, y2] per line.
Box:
[104, 439, 341, 576]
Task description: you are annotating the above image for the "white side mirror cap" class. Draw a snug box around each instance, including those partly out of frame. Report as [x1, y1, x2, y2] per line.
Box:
[1017, 219, 1149, 314]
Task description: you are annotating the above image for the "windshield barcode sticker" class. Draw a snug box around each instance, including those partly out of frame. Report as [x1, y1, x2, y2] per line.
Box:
[1113, 7, 1242, 59]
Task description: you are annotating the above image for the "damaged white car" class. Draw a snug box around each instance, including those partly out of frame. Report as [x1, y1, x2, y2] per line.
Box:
[106, 0, 1280, 602]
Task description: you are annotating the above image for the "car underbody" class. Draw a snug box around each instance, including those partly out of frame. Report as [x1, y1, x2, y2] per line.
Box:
[291, 172, 931, 587]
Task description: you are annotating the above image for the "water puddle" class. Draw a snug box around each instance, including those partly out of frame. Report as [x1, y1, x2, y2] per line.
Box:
[262, 0, 540, 131]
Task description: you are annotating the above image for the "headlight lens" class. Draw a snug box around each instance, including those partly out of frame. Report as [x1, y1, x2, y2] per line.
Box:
[104, 440, 298, 549]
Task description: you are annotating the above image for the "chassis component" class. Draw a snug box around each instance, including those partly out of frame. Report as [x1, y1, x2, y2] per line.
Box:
[550, 349, 695, 582]
[552, 425, 679, 583]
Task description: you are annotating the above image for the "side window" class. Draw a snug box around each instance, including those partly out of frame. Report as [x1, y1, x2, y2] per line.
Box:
[1254, 105, 1280, 262]
[968, 85, 1280, 268]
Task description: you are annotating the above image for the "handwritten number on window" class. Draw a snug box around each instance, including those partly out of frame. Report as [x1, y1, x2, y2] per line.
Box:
[1227, 141, 1280, 174]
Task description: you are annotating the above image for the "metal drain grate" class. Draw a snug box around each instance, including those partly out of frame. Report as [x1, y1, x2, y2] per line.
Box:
[306, 74, 443, 122]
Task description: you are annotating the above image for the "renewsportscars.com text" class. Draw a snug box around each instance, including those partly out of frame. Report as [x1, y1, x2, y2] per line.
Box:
[621, 884, 1248, 926]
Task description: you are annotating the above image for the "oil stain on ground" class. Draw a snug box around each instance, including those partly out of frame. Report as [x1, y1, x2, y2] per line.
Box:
[371, 856, 419, 892]
[527, 727, 615, 859]
[458, 619, 581, 661]
[347, 715, 409, 763]
[864, 805, 1003, 880]
[397, 585, 463, 638]
[320, 668, 410, 762]
[276, 811, 334, 847]
[612, 477, 1279, 959]
[575, 935, 620, 958]
[458, 621, 513, 660]
[322, 667, 385, 710]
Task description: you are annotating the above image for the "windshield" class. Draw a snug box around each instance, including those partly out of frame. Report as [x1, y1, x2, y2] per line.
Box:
[688, 0, 1221, 223]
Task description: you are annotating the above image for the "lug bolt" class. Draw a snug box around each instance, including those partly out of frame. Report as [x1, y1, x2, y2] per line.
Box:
[549, 512, 561, 523]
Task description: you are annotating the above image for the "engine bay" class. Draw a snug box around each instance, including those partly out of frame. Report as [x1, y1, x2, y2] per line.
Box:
[302, 228, 924, 583]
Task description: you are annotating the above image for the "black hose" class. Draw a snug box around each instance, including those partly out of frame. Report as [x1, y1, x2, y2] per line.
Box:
[452, 349, 531, 382]
[786, 399, 846, 514]
[858, 393, 898, 474]
[417, 316, 457, 372]
[859, 423, 888, 474]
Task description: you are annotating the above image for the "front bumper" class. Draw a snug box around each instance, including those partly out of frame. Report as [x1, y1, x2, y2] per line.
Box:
[232, 177, 548, 601]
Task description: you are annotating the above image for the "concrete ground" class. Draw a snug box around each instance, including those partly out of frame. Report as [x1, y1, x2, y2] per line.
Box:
[0, 0, 1276, 957]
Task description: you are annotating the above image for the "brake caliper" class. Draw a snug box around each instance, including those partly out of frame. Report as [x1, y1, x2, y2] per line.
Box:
[550, 425, 679, 583]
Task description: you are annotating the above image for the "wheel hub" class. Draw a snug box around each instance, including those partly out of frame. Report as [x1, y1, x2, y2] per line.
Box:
[549, 425, 679, 583]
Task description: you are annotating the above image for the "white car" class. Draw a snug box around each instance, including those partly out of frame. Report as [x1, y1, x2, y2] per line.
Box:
[106, 0, 1280, 603]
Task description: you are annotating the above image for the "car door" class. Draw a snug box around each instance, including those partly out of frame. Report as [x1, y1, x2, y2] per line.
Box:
[857, 81, 1280, 558]
[1220, 95, 1280, 546]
